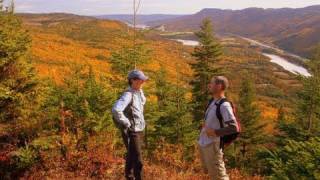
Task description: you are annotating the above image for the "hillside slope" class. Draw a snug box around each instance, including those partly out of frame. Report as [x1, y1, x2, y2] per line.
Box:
[19, 13, 193, 83]
[148, 5, 320, 57]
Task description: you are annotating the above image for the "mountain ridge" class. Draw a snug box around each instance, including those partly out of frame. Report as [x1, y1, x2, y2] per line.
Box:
[147, 5, 320, 57]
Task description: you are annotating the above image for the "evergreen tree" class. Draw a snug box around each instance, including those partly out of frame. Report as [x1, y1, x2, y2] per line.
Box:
[275, 45, 320, 142]
[274, 106, 290, 143]
[154, 83, 193, 144]
[109, 43, 151, 91]
[154, 66, 168, 110]
[110, 44, 150, 76]
[257, 45, 320, 179]
[263, 137, 320, 179]
[43, 65, 116, 150]
[152, 66, 196, 160]
[190, 18, 222, 122]
[143, 98, 161, 155]
[0, 4, 45, 177]
[237, 73, 266, 166]
[296, 45, 320, 134]
[82, 66, 116, 131]
[0, 4, 39, 138]
[277, 106, 286, 123]
[273, 105, 292, 141]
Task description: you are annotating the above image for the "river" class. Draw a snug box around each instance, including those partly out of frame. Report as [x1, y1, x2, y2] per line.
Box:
[239, 36, 307, 62]
[173, 39, 199, 46]
[172, 38, 311, 77]
[263, 53, 311, 77]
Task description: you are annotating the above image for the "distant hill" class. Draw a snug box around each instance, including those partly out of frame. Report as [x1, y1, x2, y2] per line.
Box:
[95, 14, 184, 24]
[19, 13, 96, 26]
[148, 5, 320, 58]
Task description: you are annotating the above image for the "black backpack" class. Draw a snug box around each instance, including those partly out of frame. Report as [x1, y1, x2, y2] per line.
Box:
[112, 91, 134, 130]
[207, 98, 241, 149]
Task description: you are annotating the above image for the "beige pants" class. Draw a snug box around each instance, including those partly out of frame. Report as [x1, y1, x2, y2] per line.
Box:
[199, 141, 229, 180]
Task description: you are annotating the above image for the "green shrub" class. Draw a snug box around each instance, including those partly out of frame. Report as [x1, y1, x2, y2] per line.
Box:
[30, 136, 60, 151]
[260, 137, 320, 180]
[11, 146, 39, 170]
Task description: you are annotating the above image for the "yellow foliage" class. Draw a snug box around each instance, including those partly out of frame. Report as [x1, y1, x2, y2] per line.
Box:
[27, 21, 192, 84]
[98, 20, 125, 30]
[31, 32, 114, 82]
[257, 101, 278, 133]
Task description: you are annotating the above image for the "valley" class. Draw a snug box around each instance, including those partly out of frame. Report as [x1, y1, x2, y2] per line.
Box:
[103, 5, 320, 58]
[167, 32, 311, 77]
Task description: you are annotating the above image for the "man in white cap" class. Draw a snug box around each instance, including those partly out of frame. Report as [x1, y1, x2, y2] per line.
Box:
[112, 70, 148, 180]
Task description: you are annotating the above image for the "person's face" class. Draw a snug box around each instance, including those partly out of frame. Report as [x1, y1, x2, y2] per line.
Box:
[131, 79, 145, 89]
[208, 80, 223, 94]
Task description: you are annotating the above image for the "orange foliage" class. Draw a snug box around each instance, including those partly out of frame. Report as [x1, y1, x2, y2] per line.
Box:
[23, 132, 263, 180]
[31, 32, 113, 82]
[29, 23, 192, 85]
[257, 101, 278, 133]
[98, 21, 126, 30]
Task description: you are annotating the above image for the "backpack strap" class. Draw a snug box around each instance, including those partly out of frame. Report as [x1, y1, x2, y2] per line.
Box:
[215, 98, 228, 128]
[215, 98, 228, 149]
[123, 90, 134, 130]
[204, 98, 214, 120]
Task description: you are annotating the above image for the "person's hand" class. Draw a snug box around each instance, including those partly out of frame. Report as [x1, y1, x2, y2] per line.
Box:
[199, 123, 205, 130]
[202, 123, 206, 129]
[122, 127, 130, 136]
[205, 128, 217, 137]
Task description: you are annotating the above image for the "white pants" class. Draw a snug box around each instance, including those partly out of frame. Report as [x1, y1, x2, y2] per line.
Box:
[199, 141, 229, 180]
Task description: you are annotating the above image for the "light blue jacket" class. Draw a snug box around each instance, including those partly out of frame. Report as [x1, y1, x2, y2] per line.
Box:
[112, 87, 146, 132]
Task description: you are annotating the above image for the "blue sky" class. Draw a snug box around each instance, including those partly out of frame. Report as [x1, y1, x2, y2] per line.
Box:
[11, 0, 320, 15]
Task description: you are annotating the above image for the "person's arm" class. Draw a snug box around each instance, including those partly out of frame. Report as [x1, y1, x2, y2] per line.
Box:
[140, 90, 146, 105]
[215, 121, 237, 136]
[215, 102, 238, 136]
[112, 92, 132, 129]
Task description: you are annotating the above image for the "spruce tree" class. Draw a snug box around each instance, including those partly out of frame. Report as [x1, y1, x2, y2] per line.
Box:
[44, 65, 116, 150]
[110, 44, 150, 77]
[154, 66, 168, 110]
[275, 45, 320, 142]
[143, 66, 168, 153]
[152, 66, 196, 160]
[0, 4, 39, 137]
[258, 46, 320, 179]
[0, 4, 44, 176]
[190, 18, 222, 122]
[277, 106, 286, 123]
[237, 73, 266, 164]
[296, 45, 320, 134]
[109, 43, 151, 91]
